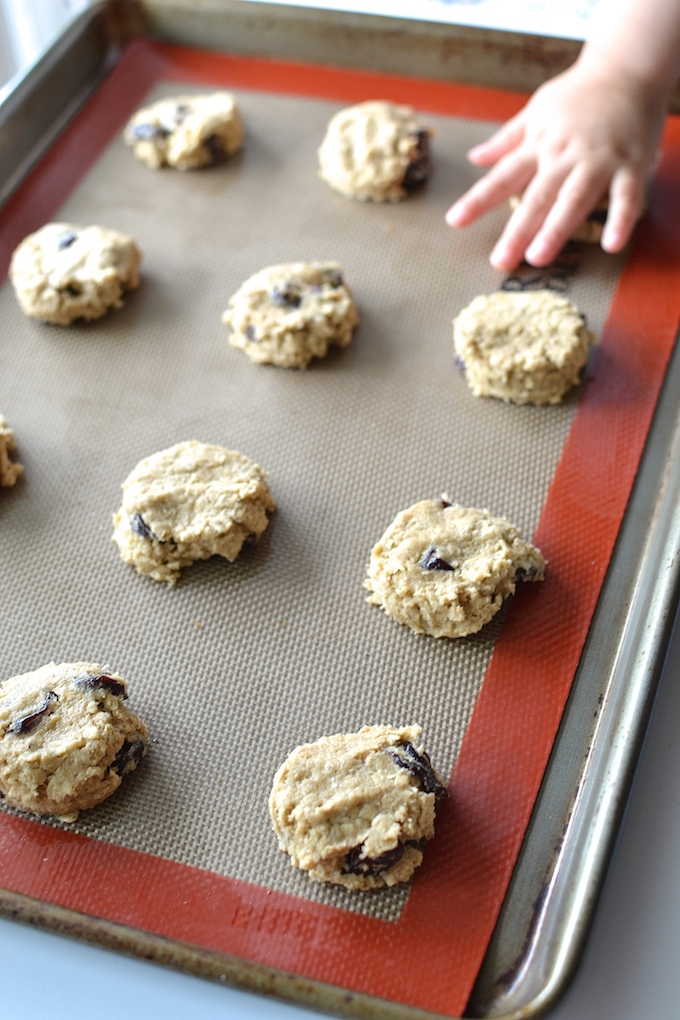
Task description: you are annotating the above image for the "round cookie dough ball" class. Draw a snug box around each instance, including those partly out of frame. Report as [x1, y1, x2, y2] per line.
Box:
[0, 414, 23, 488]
[222, 261, 359, 368]
[112, 440, 275, 585]
[453, 290, 594, 405]
[0, 661, 148, 821]
[124, 92, 244, 170]
[318, 100, 432, 202]
[269, 724, 447, 890]
[365, 498, 546, 638]
[9, 223, 141, 326]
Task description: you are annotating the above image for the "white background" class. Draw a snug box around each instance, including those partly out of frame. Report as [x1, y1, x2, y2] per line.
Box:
[224, 0, 597, 40]
[2, 3, 680, 1018]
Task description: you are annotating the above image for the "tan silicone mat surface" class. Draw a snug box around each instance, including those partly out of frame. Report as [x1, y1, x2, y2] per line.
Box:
[0, 79, 625, 921]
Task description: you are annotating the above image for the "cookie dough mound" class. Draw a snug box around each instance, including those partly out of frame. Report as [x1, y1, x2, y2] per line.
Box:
[269, 724, 447, 890]
[112, 440, 275, 585]
[0, 414, 23, 487]
[222, 261, 359, 368]
[124, 92, 244, 170]
[9, 223, 141, 326]
[365, 498, 546, 638]
[569, 200, 610, 244]
[0, 661, 147, 821]
[453, 290, 594, 405]
[318, 100, 432, 202]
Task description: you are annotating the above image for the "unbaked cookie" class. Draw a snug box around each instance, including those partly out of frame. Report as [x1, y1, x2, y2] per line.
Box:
[318, 100, 432, 202]
[222, 261, 359, 368]
[112, 440, 275, 585]
[9, 223, 141, 326]
[365, 498, 546, 638]
[453, 290, 594, 404]
[0, 414, 23, 487]
[269, 724, 447, 890]
[124, 92, 244, 170]
[0, 661, 147, 821]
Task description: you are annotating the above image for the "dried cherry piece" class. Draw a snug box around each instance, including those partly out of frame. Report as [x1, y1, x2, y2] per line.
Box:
[130, 513, 155, 540]
[131, 123, 167, 141]
[57, 230, 77, 250]
[589, 207, 608, 225]
[110, 737, 146, 776]
[7, 690, 58, 735]
[271, 284, 302, 309]
[420, 545, 455, 571]
[402, 130, 431, 190]
[72, 674, 127, 699]
[203, 132, 226, 163]
[172, 103, 190, 124]
[343, 842, 405, 876]
[203, 132, 227, 162]
[515, 564, 540, 582]
[321, 268, 344, 288]
[386, 742, 448, 799]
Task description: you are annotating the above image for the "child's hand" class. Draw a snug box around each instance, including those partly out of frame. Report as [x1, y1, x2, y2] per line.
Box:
[445, 59, 665, 271]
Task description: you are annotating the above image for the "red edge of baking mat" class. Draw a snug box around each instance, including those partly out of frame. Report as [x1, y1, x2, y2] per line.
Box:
[2, 39, 680, 1020]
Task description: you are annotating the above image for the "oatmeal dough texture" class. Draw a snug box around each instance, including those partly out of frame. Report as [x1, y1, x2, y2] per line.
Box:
[0, 414, 23, 487]
[318, 100, 432, 202]
[112, 440, 275, 585]
[453, 290, 594, 405]
[124, 91, 244, 170]
[0, 661, 147, 821]
[9, 222, 141, 326]
[365, 499, 546, 638]
[269, 724, 447, 890]
[222, 261, 359, 368]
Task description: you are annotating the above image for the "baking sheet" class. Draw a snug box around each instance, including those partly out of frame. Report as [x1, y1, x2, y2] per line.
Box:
[0, 74, 620, 905]
[2, 28, 680, 1020]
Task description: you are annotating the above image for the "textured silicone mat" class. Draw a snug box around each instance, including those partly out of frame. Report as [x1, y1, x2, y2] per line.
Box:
[1, 39, 680, 1019]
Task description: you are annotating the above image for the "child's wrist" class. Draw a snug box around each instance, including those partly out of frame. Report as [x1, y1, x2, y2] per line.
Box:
[578, 40, 678, 103]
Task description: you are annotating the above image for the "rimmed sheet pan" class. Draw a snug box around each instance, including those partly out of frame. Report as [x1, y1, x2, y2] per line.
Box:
[2, 5, 680, 1018]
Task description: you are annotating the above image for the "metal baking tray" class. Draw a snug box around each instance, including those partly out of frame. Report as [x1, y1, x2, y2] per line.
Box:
[2, 3, 680, 1018]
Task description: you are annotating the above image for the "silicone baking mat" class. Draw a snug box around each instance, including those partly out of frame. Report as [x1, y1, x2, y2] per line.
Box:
[1, 38, 680, 1018]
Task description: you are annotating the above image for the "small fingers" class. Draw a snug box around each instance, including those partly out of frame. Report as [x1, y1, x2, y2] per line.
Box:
[522, 166, 612, 266]
[445, 149, 536, 228]
[601, 167, 646, 252]
[488, 167, 571, 270]
[466, 114, 526, 167]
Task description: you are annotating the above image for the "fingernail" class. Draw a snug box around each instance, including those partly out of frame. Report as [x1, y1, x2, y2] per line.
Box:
[468, 140, 489, 157]
[445, 205, 463, 225]
[601, 226, 618, 252]
[490, 245, 510, 270]
[524, 240, 544, 264]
